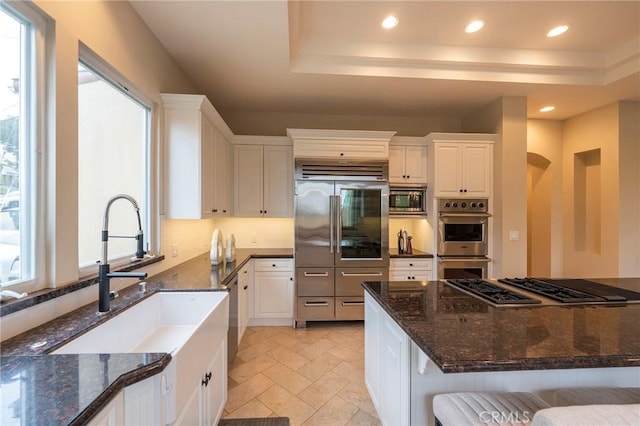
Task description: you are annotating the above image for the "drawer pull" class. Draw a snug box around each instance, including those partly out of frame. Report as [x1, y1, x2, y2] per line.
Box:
[341, 272, 383, 277]
[342, 301, 364, 306]
[303, 272, 329, 277]
[304, 301, 329, 307]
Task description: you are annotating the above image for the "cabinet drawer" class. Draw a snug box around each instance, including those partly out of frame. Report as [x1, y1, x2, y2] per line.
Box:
[296, 297, 335, 320]
[254, 258, 293, 272]
[335, 268, 388, 296]
[389, 270, 431, 281]
[390, 258, 432, 270]
[296, 268, 334, 297]
[335, 296, 364, 320]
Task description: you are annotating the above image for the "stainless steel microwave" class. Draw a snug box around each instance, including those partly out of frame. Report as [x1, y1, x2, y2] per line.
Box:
[389, 187, 427, 216]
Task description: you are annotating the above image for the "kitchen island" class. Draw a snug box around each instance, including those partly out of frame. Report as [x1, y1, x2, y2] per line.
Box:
[362, 279, 640, 426]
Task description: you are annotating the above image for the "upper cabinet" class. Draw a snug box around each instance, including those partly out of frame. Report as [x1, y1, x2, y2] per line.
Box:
[389, 140, 427, 185]
[426, 133, 495, 198]
[288, 129, 396, 160]
[162, 94, 233, 219]
[233, 141, 293, 217]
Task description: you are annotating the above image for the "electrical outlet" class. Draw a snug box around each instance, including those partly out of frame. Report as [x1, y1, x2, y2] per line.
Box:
[509, 231, 519, 241]
[171, 244, 178, 258]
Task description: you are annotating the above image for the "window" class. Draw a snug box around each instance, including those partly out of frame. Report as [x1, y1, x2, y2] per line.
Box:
[0, 4, 42, 289]
[77, 52, 152, 271]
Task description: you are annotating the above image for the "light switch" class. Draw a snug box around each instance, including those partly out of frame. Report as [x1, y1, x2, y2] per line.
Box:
[509, 231, 519, 241]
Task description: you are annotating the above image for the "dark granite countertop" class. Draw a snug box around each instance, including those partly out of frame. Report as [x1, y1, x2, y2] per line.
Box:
[389, 248, 433, 258]
[362, 278, 640, 373]
[0, 248, 292, 425]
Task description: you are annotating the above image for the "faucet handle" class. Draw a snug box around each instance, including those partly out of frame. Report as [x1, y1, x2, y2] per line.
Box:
[138, 281, 147, 293]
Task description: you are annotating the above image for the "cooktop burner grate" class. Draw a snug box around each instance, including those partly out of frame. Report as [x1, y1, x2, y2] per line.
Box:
[446, 279, 541, 305]
[498, 278, 606, 303]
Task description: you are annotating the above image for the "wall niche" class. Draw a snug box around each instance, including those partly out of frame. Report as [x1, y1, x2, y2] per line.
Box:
[573, 149, 601, 253]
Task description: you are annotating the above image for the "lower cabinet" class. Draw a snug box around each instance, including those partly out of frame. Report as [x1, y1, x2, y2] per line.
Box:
[88, 391, 124, 426]
[250, 259, 294, 326]
[389, 258, 433, 281]
[364, 292, 410, 426]
[238, 262, 252, 342]
[174, 338, 228, 426]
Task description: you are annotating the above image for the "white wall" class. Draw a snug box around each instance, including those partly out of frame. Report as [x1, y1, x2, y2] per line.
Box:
[527, 120, 564, 277]
[461, 96, 529, 278]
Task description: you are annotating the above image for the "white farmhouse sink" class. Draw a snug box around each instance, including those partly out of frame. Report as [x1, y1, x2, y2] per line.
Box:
[54, 291, 229, 423]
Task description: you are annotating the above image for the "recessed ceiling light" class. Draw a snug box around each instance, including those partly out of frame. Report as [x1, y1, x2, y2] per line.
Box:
[382, 16, 399, 29]
[547, 25, 569, 37]
[465, 20, 484, 33]
[540, 106, 555, 112]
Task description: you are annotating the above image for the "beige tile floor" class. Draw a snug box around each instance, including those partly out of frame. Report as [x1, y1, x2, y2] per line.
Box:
[222, 321, 382, 426]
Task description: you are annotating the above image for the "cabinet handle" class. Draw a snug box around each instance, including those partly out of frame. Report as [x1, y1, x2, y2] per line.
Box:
[407, 175, 410, 179]
[459, 189, 463, 192]
[340, 153, 344, 156]
[290, 277, 293, 281]
[342, 301, 364, 306]
[223, 210, 227, 213]
[243, 285, 248, 290]
[212, 209, 217, 213]
[341, 272, 383, 277]
[463, 189, 467, 192]
[264, 210, 267, 214]
[304, 301, 329, 307]
[303, 272, 329, 277]
[272, 264, 276, 267]
[409, 263, 414, 266]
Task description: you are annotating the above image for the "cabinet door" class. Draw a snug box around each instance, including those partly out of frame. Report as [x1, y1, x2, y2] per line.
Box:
[381, 314, 410, 426]
[254, 271, 294, 319]
[238, 263, 251, 341]
[263, 145, 293, 217]
[88, 392, 124, 426]
[233, 145, 264, 217]
[364, 293, 382, 413]
[433, 143, 462, 197]
[201, 340, 227, 426]
[200, 116, 216, 217]
[388, 146, 406, 184]
[213, 131, 231, 216]
[461, 143, 491, 197]
[404, 145, 427, 184]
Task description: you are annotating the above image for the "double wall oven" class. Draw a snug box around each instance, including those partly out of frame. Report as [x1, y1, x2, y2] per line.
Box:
[437, 198, 490, 279]
[294, 159, 389, 327]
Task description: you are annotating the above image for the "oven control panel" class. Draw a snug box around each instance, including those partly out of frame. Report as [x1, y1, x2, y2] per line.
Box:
[438, 198, 488, 213]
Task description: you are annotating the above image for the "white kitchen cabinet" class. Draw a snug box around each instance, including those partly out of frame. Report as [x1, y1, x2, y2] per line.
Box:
[389, 145, 427, 185]
[426, 133, 495, 198]
[288, 128, 395, 160]
[389, 258, 433, 281]
[250, 259, 294, 326]
[238, 261, 252, 342]
[174, 337, 227, 426]
[364, 292, 410, 426]
[233, 144, 293, 217]
[162, 94, 233, 219]
[88, 391, 124, 426]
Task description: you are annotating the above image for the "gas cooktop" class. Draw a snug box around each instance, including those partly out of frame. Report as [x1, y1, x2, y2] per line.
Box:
[498, 277, 606, 303]
[446, 279, 541, 305]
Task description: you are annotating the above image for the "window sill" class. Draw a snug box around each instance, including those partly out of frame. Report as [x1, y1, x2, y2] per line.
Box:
[0, 255, 164, 317]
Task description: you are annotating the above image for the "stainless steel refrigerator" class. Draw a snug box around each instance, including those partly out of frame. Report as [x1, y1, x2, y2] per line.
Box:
[294, 159, 389, 327]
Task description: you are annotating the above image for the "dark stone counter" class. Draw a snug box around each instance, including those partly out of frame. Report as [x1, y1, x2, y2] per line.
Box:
[362, 279, 640, 373]
[0, 249, 292, 425]
[389, 248, 433, 258]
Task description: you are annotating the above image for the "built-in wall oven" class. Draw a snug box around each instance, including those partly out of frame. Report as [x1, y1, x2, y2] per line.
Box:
[437, 198, 490, 279]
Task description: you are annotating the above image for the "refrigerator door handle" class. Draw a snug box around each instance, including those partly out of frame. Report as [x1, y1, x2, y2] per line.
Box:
[329, 195, 334, 253]
[336, 194, 341, 254]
